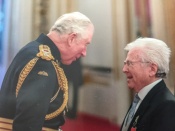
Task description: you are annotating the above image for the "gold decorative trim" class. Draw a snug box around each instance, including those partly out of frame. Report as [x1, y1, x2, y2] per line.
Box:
[50, 87, 60, 103]
[37, 45, 54, 61]
[0, 117, 13, 124]
[38, 71, 49, 76]
[0, 117, 13, 130]
[16, 57, 39, 97]
[0, 117, 57, 131]
[42, 127, 58, 131]
[16, 45, 68, 120]
[45, 61, 68, 120]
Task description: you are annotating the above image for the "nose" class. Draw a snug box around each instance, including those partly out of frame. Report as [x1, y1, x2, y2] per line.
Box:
[81, 49, 87, 57]
[122, 64, 128, 73]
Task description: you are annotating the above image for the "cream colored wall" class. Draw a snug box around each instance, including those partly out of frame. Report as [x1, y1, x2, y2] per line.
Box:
[150, 0, 175, 93]
[2, 0, 175, 127]
[5, 0, 33, 67]
[77, 0, 114, 68]
[111, 0, 131, 124]
[2, 0, 130, 126]
[150, 0, 166, 41]
[76, 0, 130, 125]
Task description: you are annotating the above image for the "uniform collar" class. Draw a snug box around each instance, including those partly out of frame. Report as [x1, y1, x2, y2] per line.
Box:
[36, 33, 61, 62]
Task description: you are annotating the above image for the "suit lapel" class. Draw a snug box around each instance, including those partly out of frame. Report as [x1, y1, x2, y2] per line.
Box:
[128, 80, 166, 130]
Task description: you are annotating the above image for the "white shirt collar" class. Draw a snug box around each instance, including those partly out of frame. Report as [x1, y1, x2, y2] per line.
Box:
[138, 79, 162, 101]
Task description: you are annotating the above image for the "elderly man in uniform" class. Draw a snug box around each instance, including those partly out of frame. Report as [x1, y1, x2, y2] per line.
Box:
[0, 12, 94, 131]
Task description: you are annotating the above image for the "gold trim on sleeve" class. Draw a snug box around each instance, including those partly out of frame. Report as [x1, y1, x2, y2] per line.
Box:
[42, 127, 58, 131]
[0, 117, 59, 131]
[0, 117, 13, 130]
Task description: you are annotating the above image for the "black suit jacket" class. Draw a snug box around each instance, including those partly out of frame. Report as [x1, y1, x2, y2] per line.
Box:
[121, 80, 175, 131]
[0, 34, 66, 131]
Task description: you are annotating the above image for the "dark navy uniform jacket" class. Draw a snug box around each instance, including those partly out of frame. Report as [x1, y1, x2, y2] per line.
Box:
[0, 34, 67, 131]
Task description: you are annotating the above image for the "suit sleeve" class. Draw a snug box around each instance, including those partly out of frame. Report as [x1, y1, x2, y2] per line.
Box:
[150, 100, 175, 131]
[13, 59, 57, 131]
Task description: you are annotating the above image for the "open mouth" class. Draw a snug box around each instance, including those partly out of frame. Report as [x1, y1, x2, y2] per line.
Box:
[127, 75, 133, 81]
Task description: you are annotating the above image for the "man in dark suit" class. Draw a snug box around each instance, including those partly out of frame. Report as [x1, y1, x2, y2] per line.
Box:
[0, 12, 94, 131]
[121, 38, 175, 131]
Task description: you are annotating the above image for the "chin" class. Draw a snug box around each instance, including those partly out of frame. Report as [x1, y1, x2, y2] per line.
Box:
[128, 85, 134, 90]
[62, 61, 73, 65]
[62, 62, 71, 65]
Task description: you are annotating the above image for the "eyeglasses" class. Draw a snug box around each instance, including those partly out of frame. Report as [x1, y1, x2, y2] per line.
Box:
[124, 60, 149, 66]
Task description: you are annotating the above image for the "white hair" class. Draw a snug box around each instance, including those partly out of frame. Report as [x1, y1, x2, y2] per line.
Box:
[124, 37, 171, 78]
[50, 12, 94, 38]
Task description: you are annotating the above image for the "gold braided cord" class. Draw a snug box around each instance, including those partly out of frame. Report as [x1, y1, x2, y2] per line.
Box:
[45, 61, 68, 120]
[50, 87, 60, 103]
[15, 57, 60, 103]
[16, 57, 39, 97]
[15, 44, 68, 120]
[15, 57, 68, 120]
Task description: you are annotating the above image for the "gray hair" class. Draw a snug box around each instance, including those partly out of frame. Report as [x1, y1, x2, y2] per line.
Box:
[124, 37, 171, 78]
[50, 12, 94, 38]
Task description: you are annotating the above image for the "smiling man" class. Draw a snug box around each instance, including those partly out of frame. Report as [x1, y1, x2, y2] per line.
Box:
[0, 12, 94, 131]
[120, 38, 175, 131]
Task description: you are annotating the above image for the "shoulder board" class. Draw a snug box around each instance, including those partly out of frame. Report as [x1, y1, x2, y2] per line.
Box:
[37, 44, 55, 61]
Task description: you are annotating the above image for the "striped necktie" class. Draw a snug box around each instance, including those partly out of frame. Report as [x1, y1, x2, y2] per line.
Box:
[125, 94, 140, 127]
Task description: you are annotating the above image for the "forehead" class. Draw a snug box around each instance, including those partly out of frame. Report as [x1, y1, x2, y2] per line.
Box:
[126, 48, 142, 60]
[84, 28, 94, 43]
[88, 25, 94, 37]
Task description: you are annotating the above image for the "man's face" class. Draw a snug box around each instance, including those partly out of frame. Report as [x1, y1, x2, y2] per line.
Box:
[122, 49, 152, 92]
[61, 26, 94, 65]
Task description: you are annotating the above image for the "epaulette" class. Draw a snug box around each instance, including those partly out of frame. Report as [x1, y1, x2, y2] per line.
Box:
[37, 44, 55, 61]
[16, 44, 68, 120]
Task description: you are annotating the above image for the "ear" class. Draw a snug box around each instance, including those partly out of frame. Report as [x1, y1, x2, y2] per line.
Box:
[149, 63, 158, 77]
[67, 33, 77, 46]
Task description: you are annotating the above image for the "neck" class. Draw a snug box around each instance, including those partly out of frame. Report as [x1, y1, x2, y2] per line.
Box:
[47, 32, 60, 45]
[47, 31, 69, 60]
[136, 78, 161, 92]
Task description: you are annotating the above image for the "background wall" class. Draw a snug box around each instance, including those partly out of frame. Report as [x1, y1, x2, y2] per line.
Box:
[78, 0, 114, 68]
[0, 0, 175, 126]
